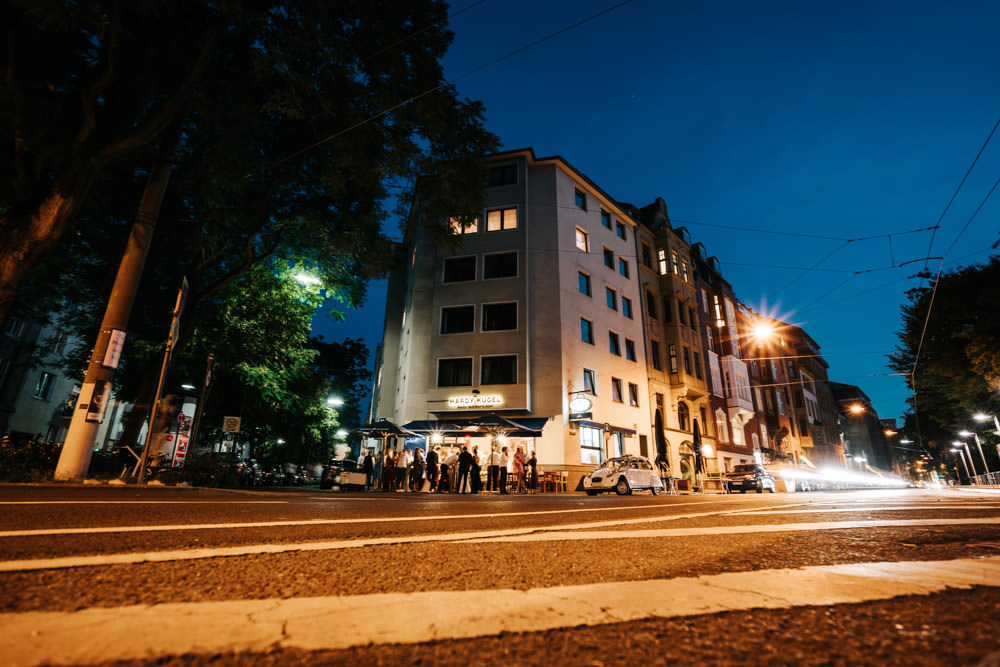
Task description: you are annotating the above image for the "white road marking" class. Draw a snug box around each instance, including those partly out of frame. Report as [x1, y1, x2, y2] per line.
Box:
[0, 500, 289, 505]
[0, 499, 780, 538]
[2, 555, 998, 666]
[3, 516, 998, 573]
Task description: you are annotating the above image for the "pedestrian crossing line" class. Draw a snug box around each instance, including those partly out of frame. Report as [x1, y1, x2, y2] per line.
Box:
[2, 515, 998, 573]
[2, 555, 998, 666]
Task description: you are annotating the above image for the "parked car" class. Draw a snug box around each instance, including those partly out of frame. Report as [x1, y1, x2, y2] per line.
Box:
[583, 455, 664, 496]
[319, 458, 359, 490]
[724, 464, 776, 493]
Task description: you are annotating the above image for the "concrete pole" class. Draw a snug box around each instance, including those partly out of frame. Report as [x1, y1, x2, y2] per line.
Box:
[971, 432, 990, 474]
[54, 157, 175, 480]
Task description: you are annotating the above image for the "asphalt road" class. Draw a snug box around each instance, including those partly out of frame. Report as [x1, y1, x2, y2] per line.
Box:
[1, 484, 999, 666]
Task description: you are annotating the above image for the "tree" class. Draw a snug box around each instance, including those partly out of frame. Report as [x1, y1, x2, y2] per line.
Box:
[1, 0, 499, 329]
[889, 256, 1000, 469]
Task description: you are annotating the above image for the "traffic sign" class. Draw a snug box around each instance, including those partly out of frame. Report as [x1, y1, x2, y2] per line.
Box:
[223, 416, 241, 433]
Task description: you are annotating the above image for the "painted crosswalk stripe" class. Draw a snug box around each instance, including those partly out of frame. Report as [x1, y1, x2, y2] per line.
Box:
[2, 555, 998, 666]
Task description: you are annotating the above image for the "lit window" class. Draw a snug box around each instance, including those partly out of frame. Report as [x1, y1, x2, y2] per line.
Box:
[580, 318, 594, 344]
[628, 383, 639, 407]
[605, 287, 617, 311]
[443, 256, 476, 282]
[618, 258, 629, 278]
[716, 409, 728, 441]
[578, 271, 592, 296]
[601, 210, 612, 228]
[581, 425, 603, 464]
[437, 358, 472, 387]
[449, 216, 478, 235]
[622, 297, 633, 319]
[440, 306, 475, 334]
[603, 247, 614, 269]
[574, 189, 587, 210]
[486, 207, 517, 231]
[616, 221, 626, 241]
[668, 344, 678, 374]
[609, 332, 621, 356]
[483, 252, 517, 279]
[731, 418, 744, 445]
[583, 368, 597, 394]
[482, 302, 517, 331]
[611, 377, 623, 403]
[681, 259, 690, 283]
[481, 355, 517, 384]
[657, 249, 668, 275]
[575, 227, 588, 252]
[625, 339, 636, 361]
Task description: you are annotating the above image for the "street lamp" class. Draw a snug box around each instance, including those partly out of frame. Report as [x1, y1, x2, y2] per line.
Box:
[950, 447, 971, 482]
[326, 397, 344, 407]
[952, 440, 978, 482]
[973, 412, 1000, 434]
[958, 430, 990, 474]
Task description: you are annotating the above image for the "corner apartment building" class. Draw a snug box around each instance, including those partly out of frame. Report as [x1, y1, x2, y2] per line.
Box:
[372, 149, 656, 489]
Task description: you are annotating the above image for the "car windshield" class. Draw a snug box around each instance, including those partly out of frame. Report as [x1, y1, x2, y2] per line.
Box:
[732, 464, 758, 473]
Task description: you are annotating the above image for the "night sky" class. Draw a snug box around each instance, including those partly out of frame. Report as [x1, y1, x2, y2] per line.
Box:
[315, 0, 1000, 423]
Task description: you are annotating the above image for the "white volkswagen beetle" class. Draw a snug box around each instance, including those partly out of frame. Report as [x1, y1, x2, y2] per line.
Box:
[583, 455, 664, 496]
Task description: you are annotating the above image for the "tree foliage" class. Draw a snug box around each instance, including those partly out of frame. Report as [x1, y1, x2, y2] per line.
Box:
[1, 0, 499, 328]
[889, 256, 1000, 452]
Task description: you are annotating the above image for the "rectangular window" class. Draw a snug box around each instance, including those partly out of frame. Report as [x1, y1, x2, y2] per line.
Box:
[646, 291, 658, 319]
[650, 340, 662, 371]
[618, 258, 629, 278]
[622, 297, 633, 319]
[603, 247, 614, 269]
[641, 243, 652, 268]
[688, 307, 696, 328]
[4, 317, 24, 339]
[482, 302, 517, 331]
[668, 344, 678, 374]
[50, 330, 69, 355]
[628, 383, 639, 407]
[443, 256, 476, 282]
[611, 377, 623, 403]
[657, 249, 668, 275]
[578, 271, 592, 296]
[581, 318, 595, 344]
[608, 332, 621, 356]
[580, 425, 603, 465]
[483, 251, 517, 279]
[672, 250, 680, 275]
[583, 368, 597, 394]
[678, 302, 687, 325]
[682, 346, 692, 375]
[625, 338, 636, 361]
[437, 358, 472, 387]
[574, 189, 587, 210]
[486, 207, 517, 231]
[681, 259, 690, 283]
[663, 295, 673, 323]
[481, 355, 517, 384]
[694, 351, 703, 379]
[605, 287, 617, 311]
[601, 210, 612, 229]
[616, 221, 627, 241]
[575, 227, 588, 252]
[33, 372, 56, 400]
[449, 216, 478, 235]
[787, 360, 797, 378]
[488, 164, 517, 187]
[440, 305, 475, 334]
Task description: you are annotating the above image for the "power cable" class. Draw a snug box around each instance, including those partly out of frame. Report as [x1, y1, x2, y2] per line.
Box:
[255, 0, 633, 176]
[361, 0, 489, 63]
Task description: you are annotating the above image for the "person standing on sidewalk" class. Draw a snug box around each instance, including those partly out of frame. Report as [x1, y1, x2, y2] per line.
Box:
[426, 446, 440, 492]
[499, 446, 510, 494]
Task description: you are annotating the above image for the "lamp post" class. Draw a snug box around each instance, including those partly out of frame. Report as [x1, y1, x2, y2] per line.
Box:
[950, 447, 971, 483]
[958, 430, 990, 474]
[953, 440, 978, 482]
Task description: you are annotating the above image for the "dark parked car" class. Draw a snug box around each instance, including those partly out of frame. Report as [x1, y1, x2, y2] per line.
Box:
[724, 464, 776, 493]
[319, 458, 359, 490]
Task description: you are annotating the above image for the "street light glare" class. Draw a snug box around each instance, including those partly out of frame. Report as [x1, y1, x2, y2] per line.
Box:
[294, 273, 321, 285]
[326, 397, 344, 407]
[849, 404, 865, 414]
[750, 320, 775, 342]
[958, 430, 973, 437]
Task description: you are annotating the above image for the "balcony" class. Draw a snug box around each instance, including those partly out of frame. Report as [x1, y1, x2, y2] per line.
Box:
[720, 355, 753, 417]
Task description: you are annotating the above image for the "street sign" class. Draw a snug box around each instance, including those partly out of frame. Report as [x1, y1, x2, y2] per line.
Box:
[223, 416, 241, 433]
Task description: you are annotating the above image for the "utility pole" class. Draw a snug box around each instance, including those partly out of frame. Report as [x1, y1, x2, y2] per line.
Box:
[54, 127, 181, 481]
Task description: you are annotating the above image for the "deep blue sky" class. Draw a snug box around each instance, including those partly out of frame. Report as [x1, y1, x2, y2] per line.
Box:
[316, 0, 1000, 423]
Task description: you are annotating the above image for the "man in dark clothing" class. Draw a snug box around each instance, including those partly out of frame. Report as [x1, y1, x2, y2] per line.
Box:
[426, 446, 440, 492]
[361, 450, 375, 491]
[457, 445, 474, 494]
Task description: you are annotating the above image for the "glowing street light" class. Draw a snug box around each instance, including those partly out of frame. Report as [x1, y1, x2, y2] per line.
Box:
[953, 440, 979, 481]
[973, 412, 1000, 435]
[326, 397, 344, 407]
[950, 447, 971, 481]
[294, 273, 321, 285]
[958, 430, 990, 473]
[849, 404, 865, 415]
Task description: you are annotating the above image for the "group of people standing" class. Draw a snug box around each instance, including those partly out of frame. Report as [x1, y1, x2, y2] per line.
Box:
[357, 444, 538, 494]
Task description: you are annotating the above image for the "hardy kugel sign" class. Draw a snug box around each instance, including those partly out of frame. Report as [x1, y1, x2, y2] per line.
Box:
[448, 393, 504, 408]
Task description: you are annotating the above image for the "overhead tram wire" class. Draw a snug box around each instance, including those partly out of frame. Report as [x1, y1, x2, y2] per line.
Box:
[360, 0, 489, 63]
[252, 0, 633, 178]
